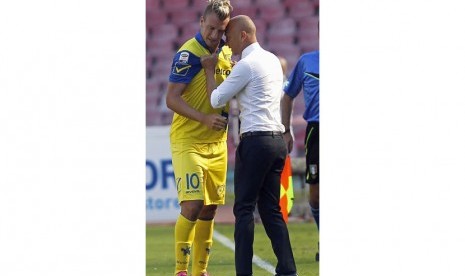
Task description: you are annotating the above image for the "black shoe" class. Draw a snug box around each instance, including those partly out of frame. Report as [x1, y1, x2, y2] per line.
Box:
[315, 241, 319, 262]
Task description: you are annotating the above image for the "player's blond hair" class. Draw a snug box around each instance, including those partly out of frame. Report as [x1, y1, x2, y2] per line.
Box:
[203, 0, 233, 21]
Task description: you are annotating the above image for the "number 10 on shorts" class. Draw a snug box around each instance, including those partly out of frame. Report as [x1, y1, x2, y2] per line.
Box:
[186, 173, 200, 190]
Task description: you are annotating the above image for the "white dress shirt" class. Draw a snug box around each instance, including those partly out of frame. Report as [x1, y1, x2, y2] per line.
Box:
[210, 42, 285, 134]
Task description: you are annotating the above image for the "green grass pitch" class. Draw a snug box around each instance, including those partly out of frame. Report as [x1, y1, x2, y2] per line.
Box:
[147, 221, 319, 275]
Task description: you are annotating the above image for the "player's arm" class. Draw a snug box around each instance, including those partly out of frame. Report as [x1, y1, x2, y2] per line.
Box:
[281, 93, 295, 153]
[201, 54, 219, 105]
[166, 82, 227, 131]
[166, 82, 204, 122]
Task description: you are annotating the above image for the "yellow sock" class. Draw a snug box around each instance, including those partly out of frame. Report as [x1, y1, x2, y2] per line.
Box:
[174, 215, 196, 275]
[192, 219, 214, 276]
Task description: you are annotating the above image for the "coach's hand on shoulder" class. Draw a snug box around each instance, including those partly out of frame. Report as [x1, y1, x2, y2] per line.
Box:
[201, 113, 228, 131]
[201, 54, 219, 72]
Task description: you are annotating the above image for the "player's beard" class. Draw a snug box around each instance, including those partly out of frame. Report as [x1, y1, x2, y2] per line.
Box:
[207, 39, 220, 52]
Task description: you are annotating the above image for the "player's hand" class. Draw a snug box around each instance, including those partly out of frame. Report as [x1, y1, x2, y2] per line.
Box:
[201, 54, 219, 72]
[283, 131, 294, 153]
[202, 113, 228, 131]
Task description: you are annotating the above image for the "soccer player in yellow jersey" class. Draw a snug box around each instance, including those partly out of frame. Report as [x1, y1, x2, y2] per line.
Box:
[165, 1, 233, 275]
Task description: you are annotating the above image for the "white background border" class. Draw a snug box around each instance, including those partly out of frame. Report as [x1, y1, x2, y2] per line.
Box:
[1, 0, 465, 275]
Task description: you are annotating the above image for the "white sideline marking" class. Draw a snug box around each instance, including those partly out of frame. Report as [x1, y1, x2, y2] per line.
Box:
[213, 230, 275, 275]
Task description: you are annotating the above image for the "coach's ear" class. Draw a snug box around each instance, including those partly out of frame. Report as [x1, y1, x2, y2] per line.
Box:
[241, 30, 247, 41]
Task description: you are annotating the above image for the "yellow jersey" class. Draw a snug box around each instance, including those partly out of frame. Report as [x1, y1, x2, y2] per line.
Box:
[168, 32, 233, 143]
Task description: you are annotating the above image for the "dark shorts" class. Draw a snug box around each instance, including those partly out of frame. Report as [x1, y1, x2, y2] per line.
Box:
[305, 122, 319, 185]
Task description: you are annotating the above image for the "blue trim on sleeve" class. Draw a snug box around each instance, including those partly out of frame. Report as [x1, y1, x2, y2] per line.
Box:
[195, 32, 226, 54]
[168, 50, 202, 83]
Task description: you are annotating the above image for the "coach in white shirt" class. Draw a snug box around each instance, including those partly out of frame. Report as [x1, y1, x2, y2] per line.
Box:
[201, 15, 298, 276]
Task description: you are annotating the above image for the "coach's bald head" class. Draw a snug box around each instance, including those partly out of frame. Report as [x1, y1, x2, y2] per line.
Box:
[225, 15, 257, 55]
[231, 15, 256, 37]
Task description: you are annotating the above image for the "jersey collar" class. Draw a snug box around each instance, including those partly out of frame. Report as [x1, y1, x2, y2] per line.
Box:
[195, 32, 225, 54]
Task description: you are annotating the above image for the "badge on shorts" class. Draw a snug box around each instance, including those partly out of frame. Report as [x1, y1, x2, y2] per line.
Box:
[217, 185, 225, 198]
[309, 164, 318, 179]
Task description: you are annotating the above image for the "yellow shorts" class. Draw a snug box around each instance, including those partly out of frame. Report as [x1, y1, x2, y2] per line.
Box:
[171, 141, 227, 205]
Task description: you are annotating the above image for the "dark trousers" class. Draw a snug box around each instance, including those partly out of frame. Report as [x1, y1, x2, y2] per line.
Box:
[234, 134, 297, 276]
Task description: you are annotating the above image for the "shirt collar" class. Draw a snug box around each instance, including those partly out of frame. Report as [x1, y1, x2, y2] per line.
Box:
[195, 32, 226, 53]
[241, 42, 260, 58]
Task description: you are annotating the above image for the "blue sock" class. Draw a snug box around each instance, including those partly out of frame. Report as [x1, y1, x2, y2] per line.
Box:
[310, 205, 319, 231]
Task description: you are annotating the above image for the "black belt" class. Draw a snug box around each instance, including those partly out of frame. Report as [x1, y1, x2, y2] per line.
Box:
[240, 131, 283, 139]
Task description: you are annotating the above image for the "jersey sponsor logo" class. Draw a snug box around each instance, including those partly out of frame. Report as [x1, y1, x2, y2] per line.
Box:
[215, 68, 231, 76]
[173, 62, 192, 76]
[179, 51, 189, 63]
